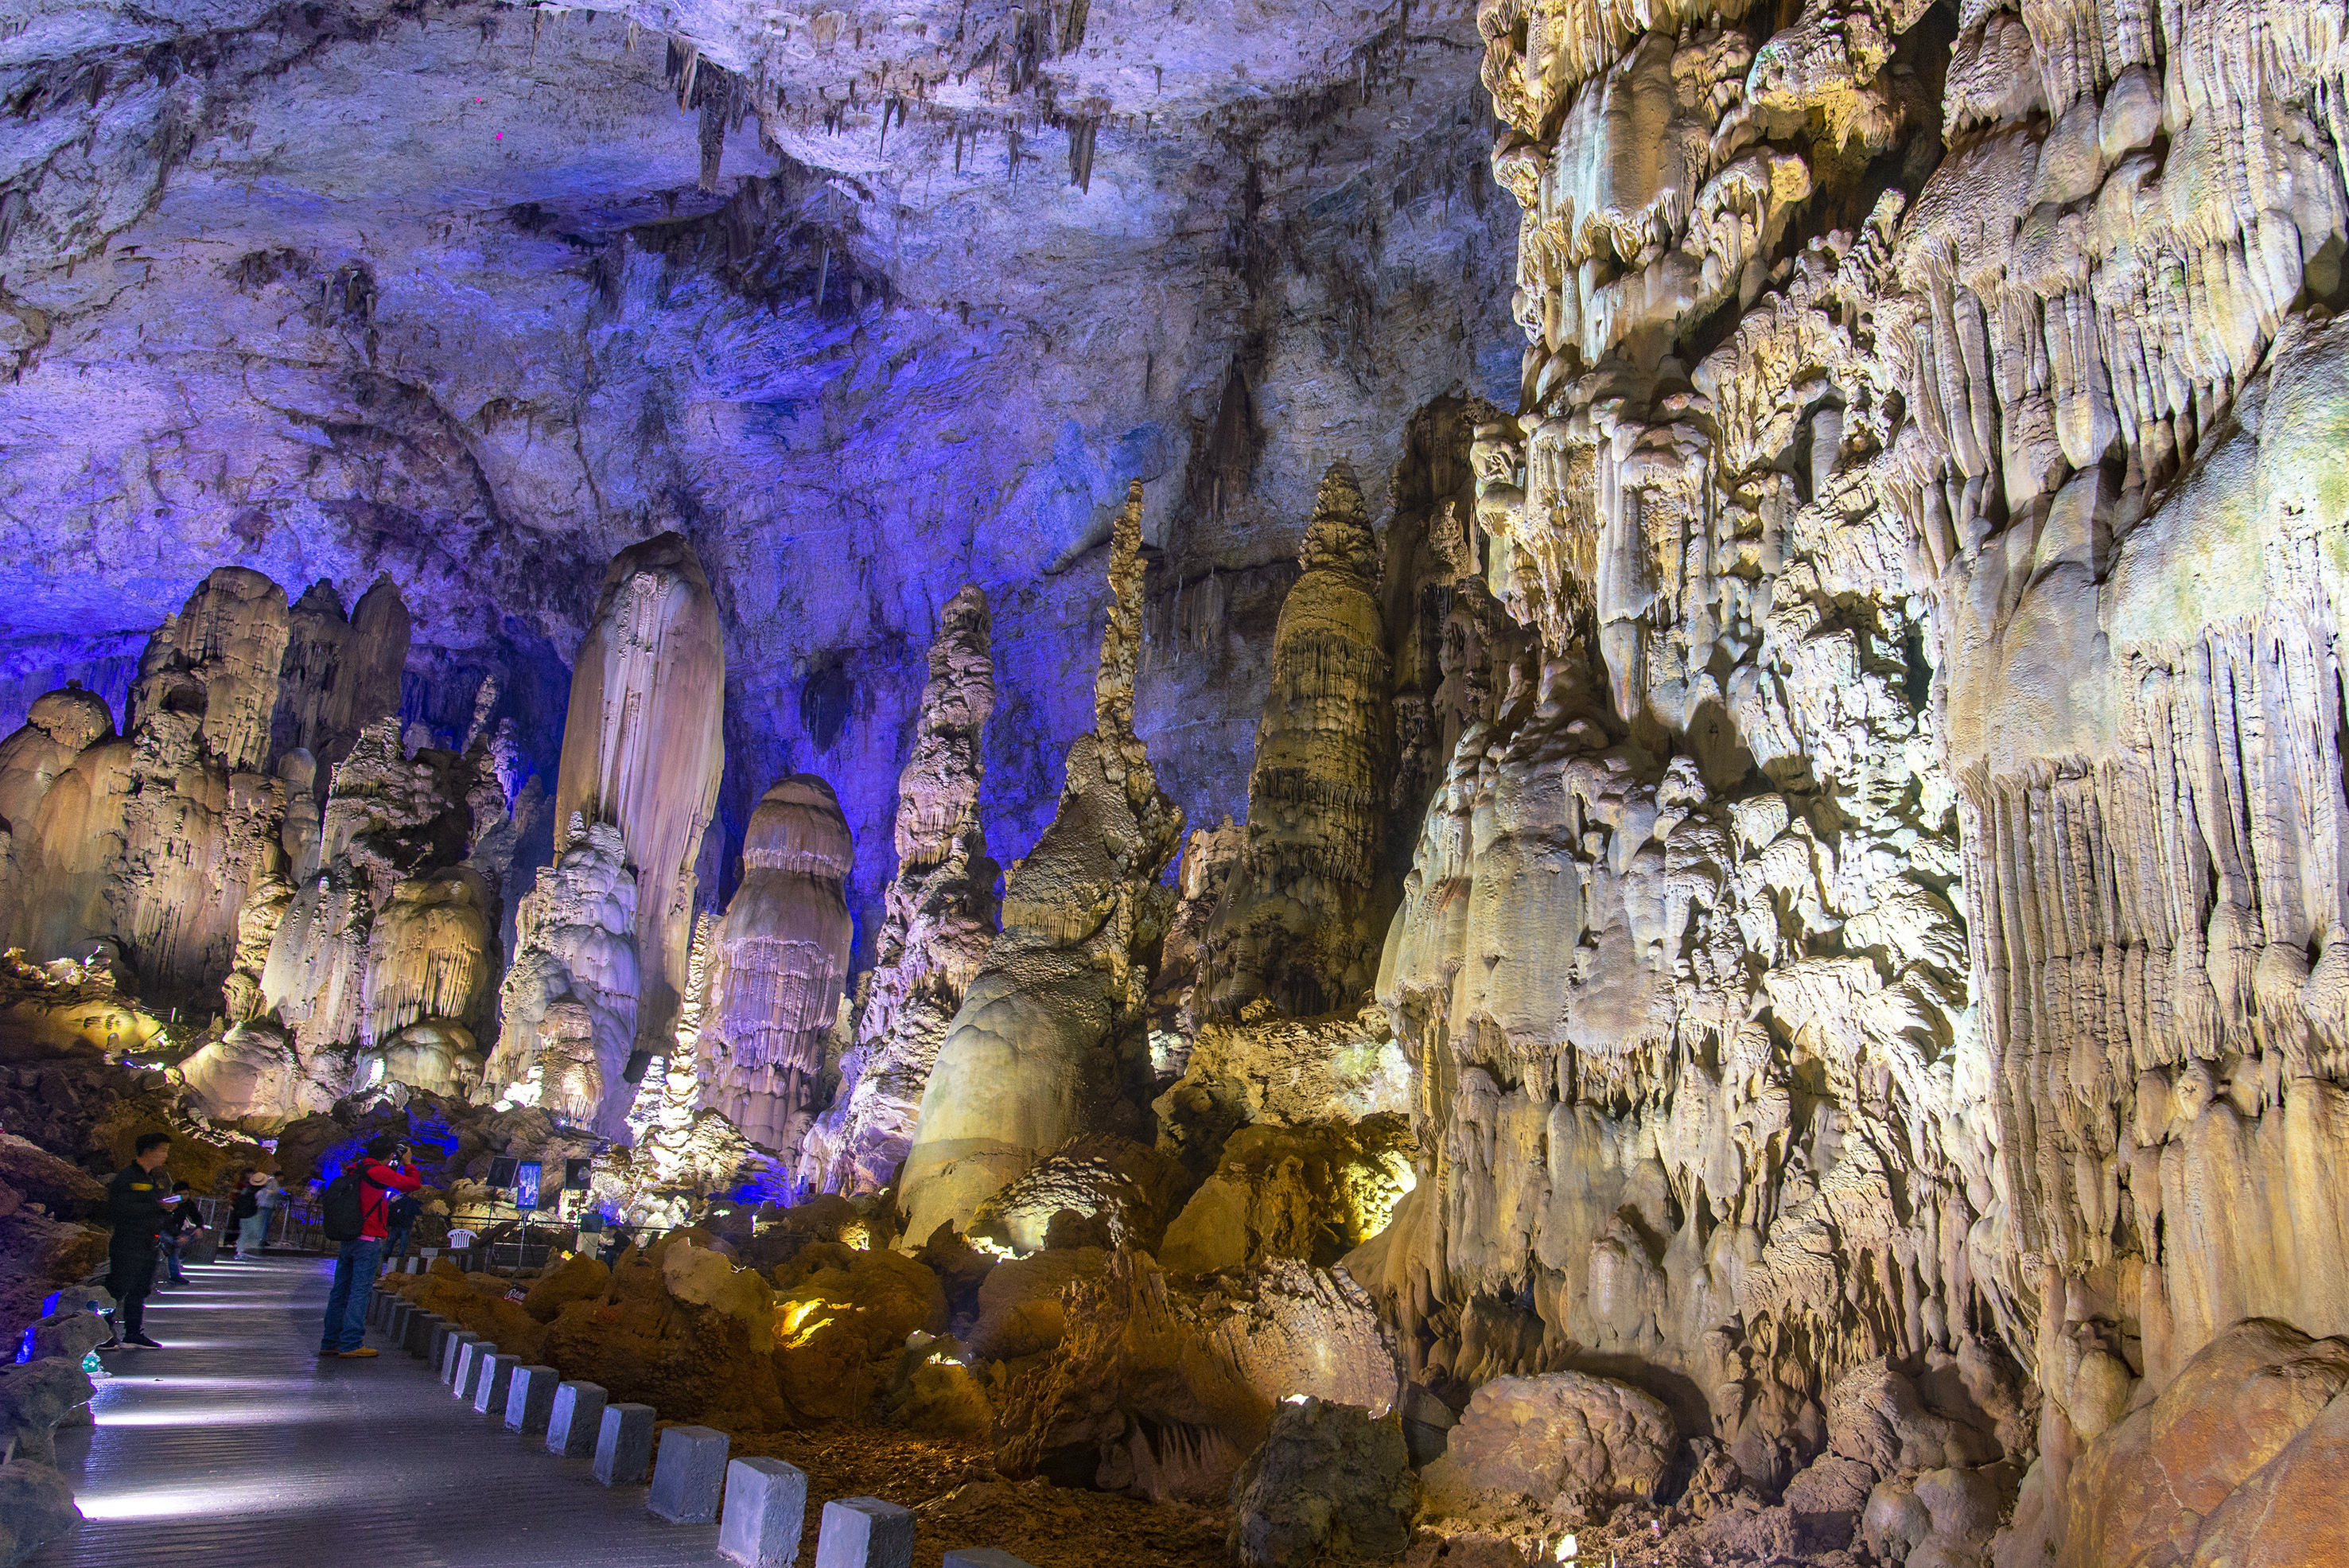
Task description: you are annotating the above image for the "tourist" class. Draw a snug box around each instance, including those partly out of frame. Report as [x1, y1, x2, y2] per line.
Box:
[226, 1168, 277, 1259]
[383, 1189, 421, 1265]
[317, 1135, 425, 1360]
[157, 1181, 200, 1286]
[100, 1131, 177, 1351]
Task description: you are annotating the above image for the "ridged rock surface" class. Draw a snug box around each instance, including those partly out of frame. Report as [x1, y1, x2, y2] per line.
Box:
[698, 775, 855, 1154]
[1195, 464, 1392, 1020]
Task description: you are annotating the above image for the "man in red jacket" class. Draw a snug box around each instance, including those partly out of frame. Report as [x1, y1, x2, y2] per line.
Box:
[319, 1134, 425, 1359]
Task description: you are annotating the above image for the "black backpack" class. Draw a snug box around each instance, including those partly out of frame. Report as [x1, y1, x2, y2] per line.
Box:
[321, 1164, 377, 1243]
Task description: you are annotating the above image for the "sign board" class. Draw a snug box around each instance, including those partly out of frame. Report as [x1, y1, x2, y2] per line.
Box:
[515, 1160, 543, 1210]
[564, 1158, 593, 1190]
[486, 1156, 519, 1189]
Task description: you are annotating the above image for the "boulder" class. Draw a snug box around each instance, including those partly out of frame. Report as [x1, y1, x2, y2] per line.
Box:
[25, 1311, 106, 1365]
[1862, 1463, 2015, 1568]
[522, 1251, 610, 1322]
[993, 1252, 1398, 1504]
[969, 1134, 1188, 1255]
[0, 1358, 93, 1467]
[881, 1333, 994, 1437]
[1782, 1452, 1876, 1548]
[2065, 1318, 2349, 1568]
[0, 1457, 77, 1566]
[771, 1241, 949, 1422]
[966, 1247, 1110, 1364]
[1826, 1359, 2001, 1477]
[1159, 1119, 1414, 1276]
[663, 1240, 775, 1334]
[1230, 1396, 1416, 1566]
[1419, 1372, 1675, 1522]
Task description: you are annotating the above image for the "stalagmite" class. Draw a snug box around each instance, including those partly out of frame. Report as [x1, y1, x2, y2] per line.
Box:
[0, 687, 115, 943]
[801, 586, 999, 1195]
[696, 775, 855, 1154]
[127, 566, 290, 775]
[0, 687, 114, 835]
[492, 815, 639, 1126]
[270, 577, 411, 786]
[900, 481, 1182, 1243]
[547, 531, 725, 1124]
[1195, 463, 1390, 1019]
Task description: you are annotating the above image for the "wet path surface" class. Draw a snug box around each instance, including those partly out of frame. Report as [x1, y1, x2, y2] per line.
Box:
[29, 1255, 720, 1567]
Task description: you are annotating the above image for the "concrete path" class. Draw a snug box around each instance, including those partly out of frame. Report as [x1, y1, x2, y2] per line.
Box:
[28, 1254, 722, 1567]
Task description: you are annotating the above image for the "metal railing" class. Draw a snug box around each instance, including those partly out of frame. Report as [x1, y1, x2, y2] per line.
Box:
[187, 1195, 329, 1253]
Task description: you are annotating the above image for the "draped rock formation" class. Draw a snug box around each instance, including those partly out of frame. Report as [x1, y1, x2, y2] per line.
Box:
[550, 531, 726, 1089]
[1341, 0, 2002, 1537]
[802, 585, 999, 1196]
[698, 775, 856, 1154]
[1194, 464, 1392, 1021]
[900, 481, 1184, 1243]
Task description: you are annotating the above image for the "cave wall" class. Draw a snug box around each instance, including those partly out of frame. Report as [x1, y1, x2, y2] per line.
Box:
[1328, 0, 2349, 1556]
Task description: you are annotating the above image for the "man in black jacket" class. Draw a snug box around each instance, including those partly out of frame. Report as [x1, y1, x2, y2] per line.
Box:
[101, 1131, 177, 1351]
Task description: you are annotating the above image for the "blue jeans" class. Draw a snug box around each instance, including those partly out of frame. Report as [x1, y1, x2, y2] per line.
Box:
[239, 1214, 267, 1255]
[320, 1238, 381, 1352]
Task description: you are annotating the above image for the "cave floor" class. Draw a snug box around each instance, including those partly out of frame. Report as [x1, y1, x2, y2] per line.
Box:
[25, 1253, 1235, 1568]
[26, 1254, 726, 1566]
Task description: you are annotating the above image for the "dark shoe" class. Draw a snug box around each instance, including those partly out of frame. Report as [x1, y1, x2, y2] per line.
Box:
[95, 1337, 122, 1352]
[337, 1347, 379, 1359]
[124, 1334, 163, 1349]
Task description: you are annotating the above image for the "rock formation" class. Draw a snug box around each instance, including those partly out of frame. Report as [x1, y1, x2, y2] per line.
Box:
[1316, 0, 2349, 1559]
[1193, 464, 1392, 1020]
[605, 914, 756, 1226]
[256, 718, 496, 1081]
[801, 586, 999, 1196]
[0, 568, 422, 1033]
[549, 531, 726, 1095]
[126, 566, 290, 774]
[899, 482, 1184, 1244]
[697, 775, 856, 1154]
[492, 816, 638, 1127]
[992, 1251, 1398, 1501]
[0, 688, 113, 844]
[270, 578, 411, 788]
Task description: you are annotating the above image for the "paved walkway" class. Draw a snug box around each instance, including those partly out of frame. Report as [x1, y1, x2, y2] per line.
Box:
[29, 1254, 721, 1567]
